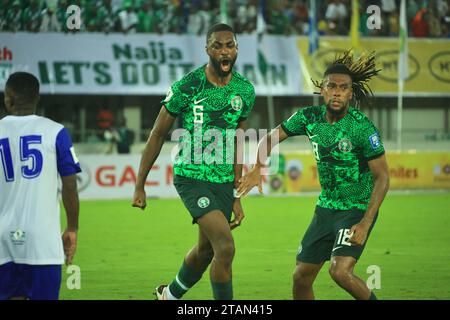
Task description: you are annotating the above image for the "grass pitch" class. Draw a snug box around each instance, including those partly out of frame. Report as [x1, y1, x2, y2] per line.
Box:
[60, 193, 450, 300]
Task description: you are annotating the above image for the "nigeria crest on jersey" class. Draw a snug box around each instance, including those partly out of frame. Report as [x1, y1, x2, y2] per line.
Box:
[338, 138, 353, 153]
[230, 95, 243, 111]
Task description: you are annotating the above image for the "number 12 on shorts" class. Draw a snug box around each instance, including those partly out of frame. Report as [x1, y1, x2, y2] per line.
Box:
[336, 228, 352, 246]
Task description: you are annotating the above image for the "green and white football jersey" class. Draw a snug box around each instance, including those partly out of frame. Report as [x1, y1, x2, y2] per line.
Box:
[163, 65, 255, 183]
[281, 105, 385, 210]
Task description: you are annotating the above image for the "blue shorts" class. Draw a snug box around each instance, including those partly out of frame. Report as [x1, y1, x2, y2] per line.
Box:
[0, 262, 62, 300]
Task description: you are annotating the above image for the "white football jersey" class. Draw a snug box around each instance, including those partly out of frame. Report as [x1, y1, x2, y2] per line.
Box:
[0, 115, 81, 265]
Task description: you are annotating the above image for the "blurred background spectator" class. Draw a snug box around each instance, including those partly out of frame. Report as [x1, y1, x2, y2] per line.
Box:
[0, 0, 449, 37]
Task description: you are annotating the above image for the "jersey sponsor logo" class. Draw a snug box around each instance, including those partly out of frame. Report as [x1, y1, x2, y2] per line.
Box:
[10, 229, 26, 246]
[193, 97, 207, 105]
[163, 88, 173, 103]
[338, 138, 353, 153]
[369, 133, 381, 150]
[230, 95, 243, 111]
[197, 196, 210, 209]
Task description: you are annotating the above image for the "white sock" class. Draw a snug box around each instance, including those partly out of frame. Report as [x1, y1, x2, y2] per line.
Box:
[165, 286, 179, 300]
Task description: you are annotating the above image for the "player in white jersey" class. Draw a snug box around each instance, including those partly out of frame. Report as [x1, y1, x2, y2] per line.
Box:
[0, 72, 81, 300]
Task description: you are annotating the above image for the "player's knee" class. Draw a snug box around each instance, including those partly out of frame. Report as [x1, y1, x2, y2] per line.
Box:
[293, 267, 315, 287]
[214, 241, 235, 263]
[329, 265, 351, 285]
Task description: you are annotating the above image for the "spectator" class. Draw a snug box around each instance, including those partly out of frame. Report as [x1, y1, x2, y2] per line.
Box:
[0, 0, 447, 38]
[137, 1, 153, 33]
[154, 1, 171, 33]
[0, 0, 8, 31]
[97, 107, 114, 131]
[268, 1, 292, 35]
[103, 126, 119, 154]
[291, 0, 309, 35]
[83, 2, 101, 32]
[186, 3, 204, 35]
[98, 0, 119, 33]
[40, 4, 61, 32]
[22, 0, 42, 32]
[116, 117, 135, 154]
[166, 3, 186, 34]
[96, 107, 116, 153]
[325, 0, 348, 35]
[4, 0, 22, 32]
[412, 7, 429, 37]
[236, 0, 257, 34]
[388, 9, 399, 36]
[197, 0, 213, 35]
[428, 1, 443, 37]
[436, 0, 449, 20]
[118, 1, 138, 34]
[380, 0, 396, 35]
[407, 0, 420, 24]
[56, 0, 69, 32]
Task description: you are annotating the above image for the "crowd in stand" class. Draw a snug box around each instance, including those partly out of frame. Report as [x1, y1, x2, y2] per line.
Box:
[1, 0, 449, 37]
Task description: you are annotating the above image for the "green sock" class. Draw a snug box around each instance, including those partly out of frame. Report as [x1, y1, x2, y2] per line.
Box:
[168, 260, 204, 299]
[211, 280, 233, 300]
[369, 291, 378, 300]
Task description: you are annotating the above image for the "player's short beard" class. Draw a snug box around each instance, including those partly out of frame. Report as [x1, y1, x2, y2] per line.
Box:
[326, 100, 349, 117]
[210, 56, 237, 77]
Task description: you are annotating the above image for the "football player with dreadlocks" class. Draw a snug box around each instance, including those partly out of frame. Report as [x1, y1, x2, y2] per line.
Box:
[237, 50, 389, 300]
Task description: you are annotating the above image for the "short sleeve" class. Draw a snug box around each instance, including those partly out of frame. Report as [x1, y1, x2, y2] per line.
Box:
[239, 85, 256, 121]
[361, 120, 385, 160]
[280, 108, 307, 136]
[56, 128, 82, 177]
[161, 84, 189, 117]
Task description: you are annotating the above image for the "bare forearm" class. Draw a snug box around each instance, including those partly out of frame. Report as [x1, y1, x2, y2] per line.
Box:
[255, 129, 281, 169]
[135, 130, 166, 189]
[234, 133, 243, 186]
[363, 175, 390, 224]
[62, 176, 79, 231]
[234, 163, 243, 186]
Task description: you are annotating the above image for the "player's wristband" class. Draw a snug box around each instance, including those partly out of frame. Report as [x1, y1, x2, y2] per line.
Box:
[233, 188, 240, 199]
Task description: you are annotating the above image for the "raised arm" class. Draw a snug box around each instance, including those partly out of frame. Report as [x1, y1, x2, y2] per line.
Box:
[236, 125, 290, 197]
[132, 106, 176, 210]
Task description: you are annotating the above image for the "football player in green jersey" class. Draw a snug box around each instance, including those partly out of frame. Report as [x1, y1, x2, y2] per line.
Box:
[132, 23, 255, 300]
[238, 51, 389, 300]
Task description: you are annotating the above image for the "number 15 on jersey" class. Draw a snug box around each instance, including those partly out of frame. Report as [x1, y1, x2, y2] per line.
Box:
[0, 135, 43, 182]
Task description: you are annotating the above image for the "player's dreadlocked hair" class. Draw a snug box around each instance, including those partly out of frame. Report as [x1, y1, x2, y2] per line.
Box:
[312, 50, 381, 107]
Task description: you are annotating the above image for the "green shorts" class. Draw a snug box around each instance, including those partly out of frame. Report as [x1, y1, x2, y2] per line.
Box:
[296, 206, 378, 263]
[173, 175, 234, 223]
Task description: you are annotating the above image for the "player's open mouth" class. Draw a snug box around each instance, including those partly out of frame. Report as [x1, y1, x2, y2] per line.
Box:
[220, 58, 231, 72]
